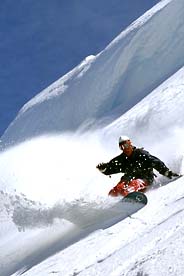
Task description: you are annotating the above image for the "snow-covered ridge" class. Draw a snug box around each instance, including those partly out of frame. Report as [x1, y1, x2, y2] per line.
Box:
[12, 0, 171, 118]
[18, 0, 172, 116]
[2, 0, 184, 145]
[21, 0, 172, 115]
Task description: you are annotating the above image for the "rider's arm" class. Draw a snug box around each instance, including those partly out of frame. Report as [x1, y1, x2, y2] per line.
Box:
[97, 154, 125, 175]
[146, 150, 179, 178]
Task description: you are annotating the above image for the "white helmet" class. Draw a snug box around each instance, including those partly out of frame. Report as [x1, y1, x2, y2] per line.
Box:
[119, 135, 130, 145]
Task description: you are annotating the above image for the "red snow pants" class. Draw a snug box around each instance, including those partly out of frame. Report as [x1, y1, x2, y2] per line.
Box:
[108, 178, 149, 197]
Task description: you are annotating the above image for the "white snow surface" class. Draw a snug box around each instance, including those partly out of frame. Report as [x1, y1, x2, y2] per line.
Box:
[1, 0, 184, 275]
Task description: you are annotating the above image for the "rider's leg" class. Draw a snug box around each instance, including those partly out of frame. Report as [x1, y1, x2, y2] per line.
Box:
[108, 180, 128, 197]
[128, 179, 149, 193]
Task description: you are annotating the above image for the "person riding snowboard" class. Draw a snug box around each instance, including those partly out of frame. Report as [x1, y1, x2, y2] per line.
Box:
[96, 135, 179, 197]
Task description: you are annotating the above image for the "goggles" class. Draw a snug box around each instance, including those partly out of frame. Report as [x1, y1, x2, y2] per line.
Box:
[119, 140, 131, 149]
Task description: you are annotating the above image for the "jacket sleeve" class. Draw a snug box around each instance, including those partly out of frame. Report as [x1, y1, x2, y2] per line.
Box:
[144, 150, 169, 175]
[101, 154, 126, 175]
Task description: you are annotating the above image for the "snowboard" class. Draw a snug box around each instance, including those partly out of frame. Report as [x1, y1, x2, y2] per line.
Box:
[122, 191, 148, 205]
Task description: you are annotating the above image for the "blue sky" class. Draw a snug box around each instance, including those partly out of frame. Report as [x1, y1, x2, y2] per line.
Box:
[0, 0, 159, 135]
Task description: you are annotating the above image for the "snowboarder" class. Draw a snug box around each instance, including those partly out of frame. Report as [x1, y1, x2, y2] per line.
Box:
[96, 135, 179, 197]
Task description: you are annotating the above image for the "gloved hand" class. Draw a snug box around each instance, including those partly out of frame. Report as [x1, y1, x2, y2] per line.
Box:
[164, 170, 180, 179]
[96, 163, 107, 172]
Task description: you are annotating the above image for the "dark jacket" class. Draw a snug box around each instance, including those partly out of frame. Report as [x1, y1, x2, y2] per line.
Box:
[101, 147, 169, 183]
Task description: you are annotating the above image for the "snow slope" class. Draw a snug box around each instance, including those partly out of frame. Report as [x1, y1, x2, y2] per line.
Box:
[0, 65, 184, 276]
[14, 176, 184, 276]
[0, 0, 184, 275]
[1, 0, 184, 146]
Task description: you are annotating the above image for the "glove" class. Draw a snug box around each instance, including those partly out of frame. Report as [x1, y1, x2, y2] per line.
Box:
[96, 163, 107, 173]
[164, 170, 179, 179]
